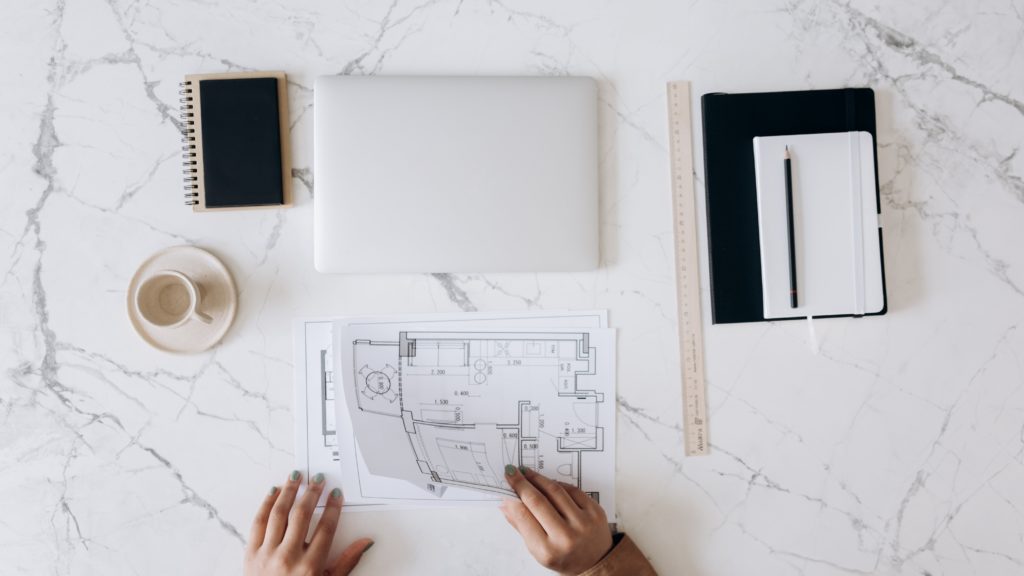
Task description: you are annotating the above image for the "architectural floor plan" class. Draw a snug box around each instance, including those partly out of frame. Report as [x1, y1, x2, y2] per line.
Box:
[352, 331, 605, 499]
[336, 319, 616, 516]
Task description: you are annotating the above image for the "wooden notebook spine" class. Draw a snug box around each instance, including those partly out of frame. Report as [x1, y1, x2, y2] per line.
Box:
[179, 81, 199, 206]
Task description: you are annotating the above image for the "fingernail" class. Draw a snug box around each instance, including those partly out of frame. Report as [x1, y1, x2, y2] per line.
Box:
[330, 487, 342, 499]
[269, 486, 279, 496]
[312, 473, 325, 484]
[505, 464, 517, 476]
[364, 541, 375, 552]
[290, 470, 300, 481]
[519, 466, 528, 474]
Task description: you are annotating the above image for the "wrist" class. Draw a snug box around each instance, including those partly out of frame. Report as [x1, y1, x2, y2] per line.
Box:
[561, 533, 618, 576]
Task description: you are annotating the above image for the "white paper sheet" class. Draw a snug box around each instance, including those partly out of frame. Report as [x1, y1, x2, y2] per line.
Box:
[335, 315, 616, 518]
[294, 318, 374, 509]
[293, 311, 610, 512]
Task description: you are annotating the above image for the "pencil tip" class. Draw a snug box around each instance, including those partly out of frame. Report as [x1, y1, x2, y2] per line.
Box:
[784, 145, 790, 159]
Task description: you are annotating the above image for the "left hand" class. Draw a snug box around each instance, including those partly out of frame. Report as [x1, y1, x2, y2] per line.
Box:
[244, 471, 373, 576]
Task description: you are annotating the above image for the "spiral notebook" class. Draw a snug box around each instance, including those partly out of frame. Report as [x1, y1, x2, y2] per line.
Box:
[180, 71, 292, 211]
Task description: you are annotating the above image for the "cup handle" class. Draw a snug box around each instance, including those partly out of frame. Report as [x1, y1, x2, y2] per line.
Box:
[193, 309, 214, 324]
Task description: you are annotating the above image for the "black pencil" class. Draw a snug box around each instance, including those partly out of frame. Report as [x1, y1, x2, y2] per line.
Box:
[784, 146, 798, 308]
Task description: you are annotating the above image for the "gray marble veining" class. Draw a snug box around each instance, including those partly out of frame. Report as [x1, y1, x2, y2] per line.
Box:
[1, 0, 1022, 574]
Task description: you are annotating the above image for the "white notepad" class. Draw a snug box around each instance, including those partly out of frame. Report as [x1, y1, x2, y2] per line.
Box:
[753, 132, 884, 319]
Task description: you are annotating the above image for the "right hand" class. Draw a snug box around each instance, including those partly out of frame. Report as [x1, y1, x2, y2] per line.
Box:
[500, 465, 613, 575]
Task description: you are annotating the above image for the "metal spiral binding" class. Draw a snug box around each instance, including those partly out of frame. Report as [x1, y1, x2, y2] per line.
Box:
[179, 81, 199, 206]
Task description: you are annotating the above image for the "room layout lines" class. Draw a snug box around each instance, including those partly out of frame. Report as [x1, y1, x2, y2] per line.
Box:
[319, 349, 339, 451]
[351, 331, 606, 499]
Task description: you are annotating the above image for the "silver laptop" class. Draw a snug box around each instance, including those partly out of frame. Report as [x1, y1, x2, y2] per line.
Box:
[313, 76, 598, 273]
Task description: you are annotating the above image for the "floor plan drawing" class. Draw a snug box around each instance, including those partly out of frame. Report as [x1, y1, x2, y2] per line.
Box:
[297, 312, 613, 514]
[295, 320, 352, 511]
[347, 330, 612, 502]
[319, 349, 339, 453]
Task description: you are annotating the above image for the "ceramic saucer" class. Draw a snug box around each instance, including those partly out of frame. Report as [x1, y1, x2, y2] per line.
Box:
[127, 246, 238, 354]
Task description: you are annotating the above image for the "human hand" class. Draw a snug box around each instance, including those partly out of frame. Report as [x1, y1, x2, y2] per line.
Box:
[244, 471, 373, 576]
[500, 466, 613, 575]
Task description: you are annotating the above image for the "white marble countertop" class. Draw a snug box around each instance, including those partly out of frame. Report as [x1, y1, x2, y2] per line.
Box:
[3, 1, 1023, 575]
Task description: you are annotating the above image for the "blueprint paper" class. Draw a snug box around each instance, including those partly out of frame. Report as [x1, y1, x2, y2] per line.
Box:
[332, 313, 608, 510]
[336, 319, 617, 518]
[293, 318, 363, 509]
[293, 311, 608, 511]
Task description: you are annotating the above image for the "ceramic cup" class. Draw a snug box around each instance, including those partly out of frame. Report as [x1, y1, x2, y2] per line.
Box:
[135, 270, 213, 328]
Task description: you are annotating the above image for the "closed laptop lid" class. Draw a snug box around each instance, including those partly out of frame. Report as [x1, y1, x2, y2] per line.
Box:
[314, 76, 598, 273]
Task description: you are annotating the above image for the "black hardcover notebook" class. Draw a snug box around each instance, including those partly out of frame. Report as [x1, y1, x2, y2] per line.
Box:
[181, 71, 291, 211]
[701, 88, 887, 324]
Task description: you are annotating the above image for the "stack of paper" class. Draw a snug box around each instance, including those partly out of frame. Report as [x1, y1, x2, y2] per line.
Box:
[293, 311, 616, 519]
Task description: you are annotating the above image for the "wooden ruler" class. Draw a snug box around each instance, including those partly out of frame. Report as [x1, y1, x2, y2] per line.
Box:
[666, 81, 709, 456]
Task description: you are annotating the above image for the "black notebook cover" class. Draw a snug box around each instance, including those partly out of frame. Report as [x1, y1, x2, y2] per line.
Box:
[199, 77, 284, 207]
[701, 87, 887, 324]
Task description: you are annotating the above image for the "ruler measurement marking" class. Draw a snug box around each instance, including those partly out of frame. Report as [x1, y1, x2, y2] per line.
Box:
[667, 81, 709, 457]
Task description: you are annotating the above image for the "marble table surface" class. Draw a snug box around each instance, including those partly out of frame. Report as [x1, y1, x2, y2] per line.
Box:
[3, 1, 1023, 574]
